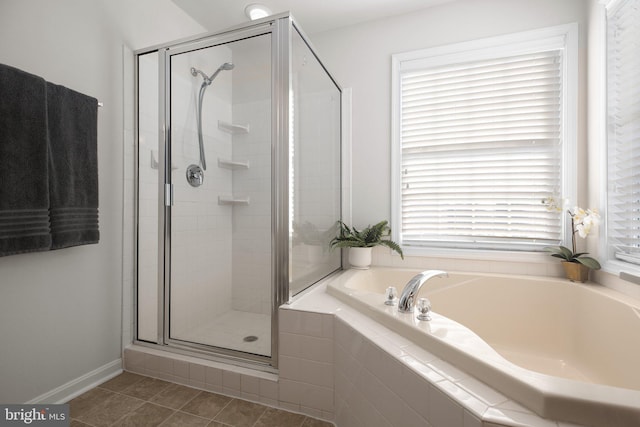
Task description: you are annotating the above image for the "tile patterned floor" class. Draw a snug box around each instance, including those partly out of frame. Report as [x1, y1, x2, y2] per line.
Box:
[68, 372, 334, 427]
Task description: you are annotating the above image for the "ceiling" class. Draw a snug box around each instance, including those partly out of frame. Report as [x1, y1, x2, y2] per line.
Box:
[172, 0, 456, 35]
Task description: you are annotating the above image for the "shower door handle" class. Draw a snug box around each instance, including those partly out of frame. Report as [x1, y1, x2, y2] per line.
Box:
[165, 183, 174, 206]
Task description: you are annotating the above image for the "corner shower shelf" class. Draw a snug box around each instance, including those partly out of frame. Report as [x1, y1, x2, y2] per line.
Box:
[218, 158, 250, 170]
[218, 196, 250, 206]
[218, 120, 250, 134]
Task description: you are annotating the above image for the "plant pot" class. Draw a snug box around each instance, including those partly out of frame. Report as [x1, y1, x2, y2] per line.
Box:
[349, 247, 372, 269]
[562, 261, 590, 282]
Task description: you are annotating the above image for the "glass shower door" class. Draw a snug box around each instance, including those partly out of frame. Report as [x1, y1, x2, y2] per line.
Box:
[167, 33, 272, 357]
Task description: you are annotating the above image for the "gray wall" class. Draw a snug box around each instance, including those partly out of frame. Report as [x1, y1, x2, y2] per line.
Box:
[0, 0, 203, 403]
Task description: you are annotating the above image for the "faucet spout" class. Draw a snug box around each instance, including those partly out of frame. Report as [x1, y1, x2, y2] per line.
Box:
[397, 270, 448, 313]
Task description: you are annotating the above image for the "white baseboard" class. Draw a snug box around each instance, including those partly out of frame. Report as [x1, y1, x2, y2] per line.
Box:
[26, 359, 122, 404]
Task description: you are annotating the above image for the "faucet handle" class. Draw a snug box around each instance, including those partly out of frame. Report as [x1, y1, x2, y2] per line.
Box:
[416, 297, 432, 321]
[384, 286, 398, 306]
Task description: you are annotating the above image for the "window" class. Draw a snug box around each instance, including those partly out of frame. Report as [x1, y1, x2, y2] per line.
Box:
[392, 25, 577, 254]
[605, 0, 640, 267]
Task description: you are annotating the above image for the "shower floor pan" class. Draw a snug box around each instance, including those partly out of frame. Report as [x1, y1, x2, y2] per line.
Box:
[175, 310, 271, 357]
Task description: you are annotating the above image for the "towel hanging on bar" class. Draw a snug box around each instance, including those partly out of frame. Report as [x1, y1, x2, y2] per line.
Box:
[0, 62, 100, 256]
[46, 81, 99, 250]
[0, 63, 52, 256]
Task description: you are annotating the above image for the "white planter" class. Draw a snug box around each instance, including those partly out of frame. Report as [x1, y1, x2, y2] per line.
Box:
[349, 247, 372, 269]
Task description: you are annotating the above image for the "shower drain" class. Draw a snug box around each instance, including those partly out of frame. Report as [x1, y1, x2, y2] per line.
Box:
[243, 335, 258, 342]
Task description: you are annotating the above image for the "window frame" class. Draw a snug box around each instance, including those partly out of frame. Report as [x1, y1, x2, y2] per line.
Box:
[391, 24, 578, 259]
[600, 0, 640, 276]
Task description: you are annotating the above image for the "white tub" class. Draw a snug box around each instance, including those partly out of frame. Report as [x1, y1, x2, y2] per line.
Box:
[326, 267, 640, 427]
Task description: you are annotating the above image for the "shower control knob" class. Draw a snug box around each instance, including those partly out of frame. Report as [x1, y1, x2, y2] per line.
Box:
[186, 164, 204, 187]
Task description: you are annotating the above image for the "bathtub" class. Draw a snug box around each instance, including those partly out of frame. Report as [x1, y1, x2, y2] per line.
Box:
[326, 267, 640, 427]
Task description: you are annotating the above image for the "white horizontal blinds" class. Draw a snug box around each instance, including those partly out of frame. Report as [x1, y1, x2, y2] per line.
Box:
[400, 50, 563, 250]
[607, 0, 640, 265]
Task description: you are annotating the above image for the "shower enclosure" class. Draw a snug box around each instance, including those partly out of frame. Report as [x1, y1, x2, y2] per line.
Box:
[135, 14, 342, 368]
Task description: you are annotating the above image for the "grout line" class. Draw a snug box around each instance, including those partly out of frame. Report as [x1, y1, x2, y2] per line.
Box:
[250, 407, 268, 427]
[97, 382, 169, 406]
[74, 389, 147, 427]
[176, 389, 206, 415]
[107, 404, 147, 427]
[211, 396, 237, 423]
[157, 410, 210, 427]
[96, 381, 200, 417]
[70, 418, 99, 427]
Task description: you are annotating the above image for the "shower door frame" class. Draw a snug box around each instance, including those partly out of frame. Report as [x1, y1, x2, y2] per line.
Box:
[134, 16, 294, 370]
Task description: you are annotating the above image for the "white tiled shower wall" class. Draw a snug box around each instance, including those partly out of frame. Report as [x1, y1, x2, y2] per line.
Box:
[169, 48, 234, 337]
[230, 98, 272, 315]
[226, 35, 274, 316]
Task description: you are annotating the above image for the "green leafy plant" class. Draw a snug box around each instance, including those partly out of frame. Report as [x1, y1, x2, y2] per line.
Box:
[542, 198, 601, 270]
[545, 245, 601, 270]
[330, 220, 404, 259]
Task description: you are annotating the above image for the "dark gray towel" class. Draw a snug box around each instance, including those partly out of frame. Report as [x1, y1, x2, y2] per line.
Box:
[46, 81, 99, 249]
[0, 63, 52, 256]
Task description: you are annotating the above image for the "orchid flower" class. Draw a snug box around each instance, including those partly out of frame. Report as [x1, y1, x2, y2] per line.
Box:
[542, 198, 601, 270]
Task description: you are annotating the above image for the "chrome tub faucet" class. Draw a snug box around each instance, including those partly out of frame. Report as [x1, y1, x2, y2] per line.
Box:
[397, 270, 448, 313]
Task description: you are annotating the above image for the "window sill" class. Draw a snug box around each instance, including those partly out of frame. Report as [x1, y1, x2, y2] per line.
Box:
[602, 259, 640, 281]
[400, 246, 553, 264]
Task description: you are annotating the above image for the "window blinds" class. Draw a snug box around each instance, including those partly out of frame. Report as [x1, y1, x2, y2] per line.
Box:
[399, 50, 564, 251]
[607, 0, 640, 265]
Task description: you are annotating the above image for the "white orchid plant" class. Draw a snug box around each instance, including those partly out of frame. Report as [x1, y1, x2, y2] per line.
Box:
[542, 197, 602, 270]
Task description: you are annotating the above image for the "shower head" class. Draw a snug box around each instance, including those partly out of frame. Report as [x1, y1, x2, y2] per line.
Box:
[209, 62, 234, 82]
[191, 62, 234, 86]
